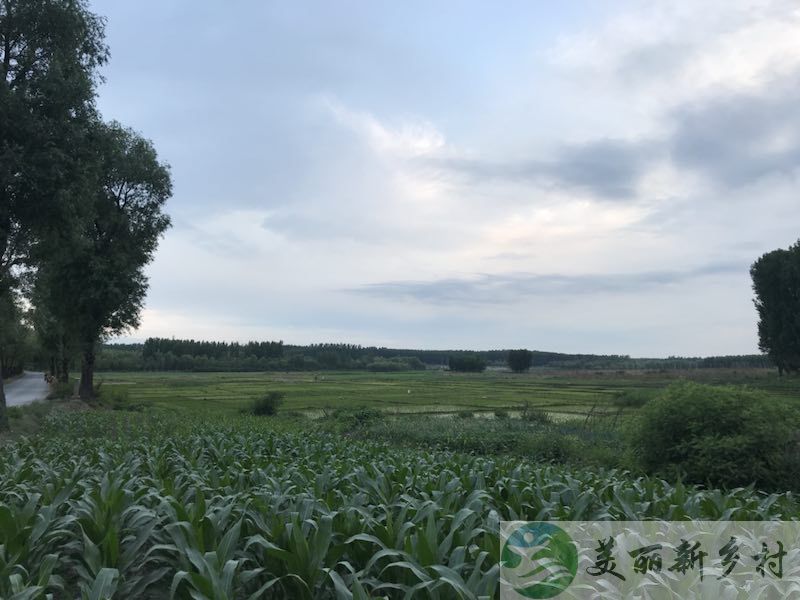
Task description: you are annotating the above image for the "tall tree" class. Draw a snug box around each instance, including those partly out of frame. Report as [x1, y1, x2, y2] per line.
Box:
[30, 274, 78, 382]
[0, 0, 107, 425]
[507, 349, 533, 373]
[37, 121, 172, 399]
[751, 240, 800, 375]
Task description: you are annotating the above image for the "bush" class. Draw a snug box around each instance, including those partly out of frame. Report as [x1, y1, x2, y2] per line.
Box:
[611, 390, 652, 408]
[629, 382, 800, 490]
[520, 402, 553, 425]
[456, 410, 474, 419]
[250, 391, 284, 416]
[98, 387, 144, 412]
[47, 381, 75, 400]
[493, 409, 509, 420]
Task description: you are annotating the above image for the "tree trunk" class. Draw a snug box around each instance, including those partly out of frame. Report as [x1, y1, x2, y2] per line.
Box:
[60, 356, 69, 384]
[50, 356, 56, 378]
[79, 345, 95, 400]
[0, 374, 7, 431]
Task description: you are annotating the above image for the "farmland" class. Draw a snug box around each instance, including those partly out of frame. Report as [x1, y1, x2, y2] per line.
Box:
[2, 406, 799, 599]
[0, 369, 798, 597]
[92, 368, 800, 417]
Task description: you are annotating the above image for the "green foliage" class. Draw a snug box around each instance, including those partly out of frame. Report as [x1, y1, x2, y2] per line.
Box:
[493, 409, 509, 419]
[47, 381, 75, 400]
[328, 407, 384, 430]
[456, 410, 474, 419]
[520, 402, 553, 425]
[250, 392, 284, 416]
[33, 121, 173, 400]
[611, 389, 652, 408]
[629, 382, 800, 490]
[1, 410, 797, 599]
[94, 340, 776, 373]
[357, 412, 621, 467]
[507, 349, 533, 373]
[1, 0, 109, 426]
[367, 357, 426, 372]
[751, 239, 800, 374]
[89, 369, 800, 420]
[97, 387, 143, 412]
[0, 294, 34, 379]
[448, 354, 486, 373]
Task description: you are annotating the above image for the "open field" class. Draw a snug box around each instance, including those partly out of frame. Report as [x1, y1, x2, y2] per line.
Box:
[94, 368, 800, 417]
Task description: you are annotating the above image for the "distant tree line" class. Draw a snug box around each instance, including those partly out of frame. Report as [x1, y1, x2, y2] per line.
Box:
[143, 338, 284, 361]
[448, 354, 487, 372]
[88, 338, 774, 373]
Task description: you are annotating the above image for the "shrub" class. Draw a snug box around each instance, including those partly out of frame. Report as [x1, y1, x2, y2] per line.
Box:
[520, 403, 553, 425]
[518, 433, 578, 463]
[629, 382, 800, 490]
[611, 390, 652, 408]
[250, 391, 284, 416]
[456, 410, 474, 419]
[99, 387, 144, 412]
[334, 407, 383, 428]
[47, 381, 75, 400]
[493, 409, 509, 420]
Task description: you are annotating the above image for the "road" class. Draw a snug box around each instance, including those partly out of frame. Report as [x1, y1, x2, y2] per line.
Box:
[4, 371, 50, 407]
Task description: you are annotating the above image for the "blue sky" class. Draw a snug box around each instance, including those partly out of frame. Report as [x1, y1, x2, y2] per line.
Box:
[92, 0, 800, 356]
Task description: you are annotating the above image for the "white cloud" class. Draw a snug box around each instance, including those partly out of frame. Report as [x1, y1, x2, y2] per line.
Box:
[97, 0, 799, 355]
[323, 97, 446, 158]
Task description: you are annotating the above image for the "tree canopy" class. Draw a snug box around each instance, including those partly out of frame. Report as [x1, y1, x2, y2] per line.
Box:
[751, 240, 800, 375]
[507, 349, 533, 373]
[0, 0, 108, 425]
[1, 2, 172, 419]
[448, 353, 487, 373]
[33, 121, 171, 398]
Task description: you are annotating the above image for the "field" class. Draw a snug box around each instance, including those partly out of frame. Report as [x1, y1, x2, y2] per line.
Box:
[2, 409, 799, 599]
[94, 368, 800, 417]
[3, 368, 800, 598]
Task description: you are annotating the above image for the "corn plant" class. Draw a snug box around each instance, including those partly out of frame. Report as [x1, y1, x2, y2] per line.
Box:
[0, 411, 796, 598]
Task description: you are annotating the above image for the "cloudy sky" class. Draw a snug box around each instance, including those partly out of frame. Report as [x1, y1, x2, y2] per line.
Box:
[92, 0, 800, 357]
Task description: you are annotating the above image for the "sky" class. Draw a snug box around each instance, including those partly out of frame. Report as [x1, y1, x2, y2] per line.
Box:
[91, 0, 800, 357]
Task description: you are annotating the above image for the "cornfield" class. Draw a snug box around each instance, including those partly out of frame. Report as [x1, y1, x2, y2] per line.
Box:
[0, 411, 797, 599]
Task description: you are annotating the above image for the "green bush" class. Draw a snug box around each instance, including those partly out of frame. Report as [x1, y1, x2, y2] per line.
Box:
[518, 433, 578, 463]
[47, 381, 75, 400]
[456, 410, 474, 419]
[629, 382, 800, 490]
[250, 391, 284, 416]
[611, 390, 652, 408]
[333, 407, 384, 429]
[520, 403, 553, 425]
[493, 409, 509, 420]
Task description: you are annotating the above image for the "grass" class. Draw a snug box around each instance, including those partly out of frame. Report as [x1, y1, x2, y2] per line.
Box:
[91, 368, 800, 417]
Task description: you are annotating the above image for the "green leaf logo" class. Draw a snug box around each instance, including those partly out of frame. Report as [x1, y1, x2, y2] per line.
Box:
[501, 523, 578, 598]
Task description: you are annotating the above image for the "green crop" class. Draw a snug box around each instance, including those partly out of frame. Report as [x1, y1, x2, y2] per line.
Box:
[0, 410, 797, 598]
